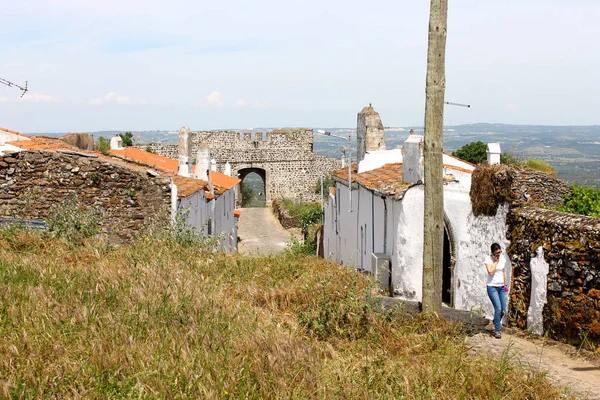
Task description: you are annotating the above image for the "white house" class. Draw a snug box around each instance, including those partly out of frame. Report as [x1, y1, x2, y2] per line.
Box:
[323, 110, 512, 319]
[109, 127, 241, 251]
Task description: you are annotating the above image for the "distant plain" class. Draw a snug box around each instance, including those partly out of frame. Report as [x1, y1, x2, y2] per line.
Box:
[35, 123, 600, 187]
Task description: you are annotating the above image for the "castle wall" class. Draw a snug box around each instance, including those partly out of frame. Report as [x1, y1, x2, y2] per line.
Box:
[139, 129, 342, 203]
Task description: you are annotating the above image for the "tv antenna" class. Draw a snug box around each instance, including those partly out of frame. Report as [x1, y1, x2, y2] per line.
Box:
[445, 101, 470, 108]
[1, 77, 28, 97]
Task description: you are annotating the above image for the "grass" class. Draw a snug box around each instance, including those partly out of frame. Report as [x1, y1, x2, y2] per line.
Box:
[0, 228, 573, 399]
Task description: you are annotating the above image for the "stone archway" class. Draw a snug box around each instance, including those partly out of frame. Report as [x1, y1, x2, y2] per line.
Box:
[237, 167, 267, 207]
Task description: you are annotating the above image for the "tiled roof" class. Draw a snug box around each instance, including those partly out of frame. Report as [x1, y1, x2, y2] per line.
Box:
[110, 147, 240, 191]
[7, 135, 86, 153]
[332, 163, 412, 198]
[173, 175, 206, 198]
[110, 147, 178, 174]
[211, 171, 240, 190]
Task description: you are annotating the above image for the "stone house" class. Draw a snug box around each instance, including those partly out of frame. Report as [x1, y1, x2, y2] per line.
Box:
[0, 127, 240, 250]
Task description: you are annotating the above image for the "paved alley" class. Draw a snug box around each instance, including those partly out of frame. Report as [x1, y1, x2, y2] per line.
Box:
[237, 207, 294, 255]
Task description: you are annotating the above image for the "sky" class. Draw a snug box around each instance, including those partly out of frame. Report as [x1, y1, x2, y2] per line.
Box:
[2, 0, 600, 132]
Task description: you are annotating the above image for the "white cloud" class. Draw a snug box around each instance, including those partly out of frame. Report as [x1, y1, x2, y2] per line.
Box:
[205, 91, 224, 107]
[235, 98, 247, 107]
[19, 92, 62, 103]
[0, 96, 8, 102]
[89, 92, 132, 105]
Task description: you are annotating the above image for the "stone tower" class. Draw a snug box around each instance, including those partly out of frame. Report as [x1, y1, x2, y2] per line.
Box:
[356, 104, 385, 162]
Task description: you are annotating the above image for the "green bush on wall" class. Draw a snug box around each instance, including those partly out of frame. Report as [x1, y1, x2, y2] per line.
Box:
[560, 185, 600, 217]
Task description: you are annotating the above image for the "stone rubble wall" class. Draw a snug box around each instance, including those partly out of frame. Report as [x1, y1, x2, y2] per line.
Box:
[137, 129, 342, 203]
[0, 151, 171, 241]
[494, 167, 571, 209]
[507, 207, 600, 346]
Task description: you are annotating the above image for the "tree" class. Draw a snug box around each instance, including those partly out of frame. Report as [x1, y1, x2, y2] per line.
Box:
[452, 141, 487, 164]
[241, 184, 255, 207]
[118, 132, 134, 147]
[422, 0, 448, 314]
[95, 136, 110, 154]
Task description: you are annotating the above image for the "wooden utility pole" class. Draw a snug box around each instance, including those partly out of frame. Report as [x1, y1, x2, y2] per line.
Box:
[422, 0, 448, 314]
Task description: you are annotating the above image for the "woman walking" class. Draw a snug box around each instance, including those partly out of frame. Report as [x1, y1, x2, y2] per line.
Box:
[485, 243, 507, 339]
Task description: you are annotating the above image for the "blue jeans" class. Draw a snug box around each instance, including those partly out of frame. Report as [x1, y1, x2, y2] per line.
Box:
[487, 285, 506, 332]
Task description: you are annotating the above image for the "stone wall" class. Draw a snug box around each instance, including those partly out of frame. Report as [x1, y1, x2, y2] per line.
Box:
[0, 151, 171, 241]
[507, 207, 600, 346]
[471, 165, 572, 217]
[138, 129, 342, 203]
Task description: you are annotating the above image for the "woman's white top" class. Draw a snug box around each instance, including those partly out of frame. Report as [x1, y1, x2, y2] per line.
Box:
[484, 253, 505, 287]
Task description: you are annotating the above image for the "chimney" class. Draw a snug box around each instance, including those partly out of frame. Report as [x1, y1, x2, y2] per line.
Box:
[402, 134, 424, 184]
[110, 135, 123, 150]
[357, 104, 386, 163]
[177, 126, 192, 177]
[210, 158, 217, 172]
[487, 143, 501, 165]
[195, 142, 210, 181]
[224, 162, 232, 176]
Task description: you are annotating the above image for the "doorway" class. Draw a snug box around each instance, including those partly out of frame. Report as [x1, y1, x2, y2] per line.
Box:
[442, 226, 453, 306]
[238, 168, 266, 207]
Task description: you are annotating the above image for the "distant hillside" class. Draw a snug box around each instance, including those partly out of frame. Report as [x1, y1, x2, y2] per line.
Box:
[32, 124, 600, 187]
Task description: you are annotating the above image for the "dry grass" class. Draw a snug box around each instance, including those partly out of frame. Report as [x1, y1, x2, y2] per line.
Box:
[0, 228, 573, 399]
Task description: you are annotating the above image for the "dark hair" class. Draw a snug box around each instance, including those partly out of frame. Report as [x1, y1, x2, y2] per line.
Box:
[490, 243, 501, 253]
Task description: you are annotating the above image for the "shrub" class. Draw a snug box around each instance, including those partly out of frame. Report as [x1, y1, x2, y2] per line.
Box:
[559, 185, 600, 217]
[523, 159, 557, 176]
[500, 152, 520, 166]
[96, 136, 110, 154]
[299, 203, 322, 235]
[45, 197, 101, 244]
[285, 235, 316, 256]
[241, 184, 255, 207]
[452, 141, 487, 164]
[118, 132, 134, 147]
[314, 174, 336, 195]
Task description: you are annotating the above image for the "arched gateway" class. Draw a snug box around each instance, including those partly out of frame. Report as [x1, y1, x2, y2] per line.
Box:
[143, 129, 341, 204]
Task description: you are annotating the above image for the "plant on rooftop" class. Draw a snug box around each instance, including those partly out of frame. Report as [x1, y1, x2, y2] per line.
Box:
[452, 141, 487, 164]
[501, 152, 557, 176]
[0, 228, 572, 398]
[523, 159, 557, 176]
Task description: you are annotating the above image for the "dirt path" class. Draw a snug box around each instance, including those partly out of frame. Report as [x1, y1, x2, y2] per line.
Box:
[237, 207, 296, 255]
[468, 330, 600, 399]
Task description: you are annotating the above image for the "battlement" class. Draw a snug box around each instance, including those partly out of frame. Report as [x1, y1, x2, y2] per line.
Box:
[195, 129, 314, 151]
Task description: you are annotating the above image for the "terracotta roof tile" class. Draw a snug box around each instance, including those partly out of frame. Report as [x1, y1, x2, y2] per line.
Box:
[110, 147, 178, 174]
[110, 147, 240, 191]
[332, 163, 411, 198]
[172, 175, 207, 198]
